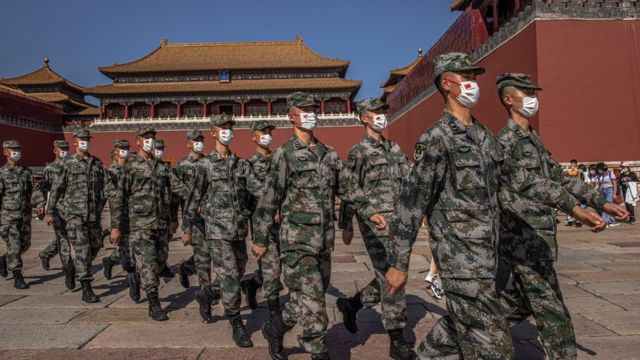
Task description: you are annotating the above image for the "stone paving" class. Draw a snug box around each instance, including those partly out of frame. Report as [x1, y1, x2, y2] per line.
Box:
[0, 212, 639, 359]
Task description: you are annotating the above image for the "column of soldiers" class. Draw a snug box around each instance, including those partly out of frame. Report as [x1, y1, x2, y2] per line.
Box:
[0, 55, 631, 359]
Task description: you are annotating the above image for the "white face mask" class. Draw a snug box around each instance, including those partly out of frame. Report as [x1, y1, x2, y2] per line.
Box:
[118, 149, 129, 159]
[299, 112, 317, 131]
[218, 129, 234, 145]
[153, 149, 164, 159]
[193, 141, 205, 154]
[59, 150, 68, 159]
[9, 151, 21, 162]
[372, 114, 388, 132]
[78, 140, 90, 152]
[258, 134, 273, 148]
[142, 138, 154, 153]
[454, 80, 480, 108]
[518, 95, 539, 118]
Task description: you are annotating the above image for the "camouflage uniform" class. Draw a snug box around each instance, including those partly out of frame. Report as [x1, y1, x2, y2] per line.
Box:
[40, 140, 70, 266]
[338, 99, 411, 332]
[154, 139, 178, 275]
[253, 130, 377, 355]
[495, 73, 608, 360]
[0, 141, 45, 273]
[46, 131, 106, 285]
[388, 53, 582, 360]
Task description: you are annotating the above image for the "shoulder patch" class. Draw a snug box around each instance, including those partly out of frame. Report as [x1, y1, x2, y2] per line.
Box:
[413, 143, 426, 162]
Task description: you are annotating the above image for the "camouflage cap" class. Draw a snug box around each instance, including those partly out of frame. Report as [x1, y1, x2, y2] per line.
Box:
[287, 92, 320, 108]
[209, 114, 236, 127]
[113, 139, 130, 149]
[53, 140, 69, 148]
[496, 73, 543, 91]
[72, 129, 93, 139]
[186, 129, 203, 140]
[433, 52, 485, 77]
[136, 126, 156, 137]
[154, 139, 165, 149]
[2, 140, 21, 149]
[355, 98, 389, 115]
[251, 120, 276, 132]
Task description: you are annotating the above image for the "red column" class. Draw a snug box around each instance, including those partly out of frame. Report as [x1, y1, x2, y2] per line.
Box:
[514, 0, 521, 13]
[149, 103, 155, 118]
[124, 103, 129, 119]
[176, 103, 182, 117]
[99, 105, 104, 119]
[267, 101, 272, 116]
[320, 100, 325, 114]
[203, 102, 208, 117]
[346, 99, 351, 113]
[241, 101, 246, 116]
[492, 0, 499, 30]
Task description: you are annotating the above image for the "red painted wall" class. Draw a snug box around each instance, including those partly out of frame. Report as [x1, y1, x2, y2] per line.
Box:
[0, 124, 65, 167]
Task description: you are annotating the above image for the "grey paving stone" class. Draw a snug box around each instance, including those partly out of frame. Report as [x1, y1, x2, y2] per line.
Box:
[0, 324, 107, 349]
[0, 308, 85, 325]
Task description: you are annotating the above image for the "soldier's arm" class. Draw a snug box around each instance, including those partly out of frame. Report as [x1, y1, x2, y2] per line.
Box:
[252, 149, 286, 247]
[553, 160, 607, 211]
[29, 170, 46, 208]
[182, 167, 207, 235]
[338, 149, 364, 231]
[168, 167, 188, 200]
[45, 167, 67, 216]
[388, 132, 447, 272]
[110, 166, 129, 230]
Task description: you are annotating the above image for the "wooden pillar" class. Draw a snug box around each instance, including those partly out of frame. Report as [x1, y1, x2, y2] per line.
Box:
[320, 100, 325, 114]
[514, 0, 521, 13]
[99, 104, 104, 119]
[149, 103, 155, 118]
[203, 102, 208, 117]
[346, 99, 351, 113]
[492, 0, 499, 30]
[241, 101, 246, 116]
[267, 101, 272, 116]
[124, 103, 129, 119]
[176, 103, 182, 117]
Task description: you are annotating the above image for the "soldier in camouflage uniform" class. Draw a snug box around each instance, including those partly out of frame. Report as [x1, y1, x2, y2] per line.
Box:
[109, 127, 187, 321]
[384, 53, 606, 360]
[46, 129, 105, 303]
[152, 139, 178, 279]
[336, 98, 415, 360]
[494, 73, 628, 360]
[0, 140, 45, 289]
[102, 140, 134, 280]
[240, 120, 284, 319]
[253, 92, 387, 360]
[181, 114, 254, 347]
[38, 140, 70, 272]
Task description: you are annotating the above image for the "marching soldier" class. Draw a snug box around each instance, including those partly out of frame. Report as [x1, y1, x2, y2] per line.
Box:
[153, 139, 178, 279]
[38, 140, 70, 272]
[384, 53, 605, 359]
[109, 127, 187, 321]
[0, 140, 45, 288]
[181, 114, 254, 347]
[240, 120, 284, 321]
[336, 98, 415, 360]
[252, 92, 387, 360]
[46, 129, 105, 302]
[494, 73, 628, 359]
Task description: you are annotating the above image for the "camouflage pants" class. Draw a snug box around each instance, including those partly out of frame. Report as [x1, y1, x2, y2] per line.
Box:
[211, 238, 247, 317]
[42, 212, 71, 264]
[497, 259, 576, 360]
[282, 251, 331, 355]
[192, 226, 215, 287]
[361, 234, 406, 331]
[252, 223, 283, 300]
[65, 218, 103, 283]
[156, 228, 170, 273]
[417, 279, 514, 360]
[0, 218, 31, 272]
[130, 229, 166, 293]
[108, 231, 133, 271]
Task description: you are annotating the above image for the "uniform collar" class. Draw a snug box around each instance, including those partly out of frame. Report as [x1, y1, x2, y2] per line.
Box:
[209, 148, 235, 161]
[507, 118, 531, 139]
[291, 134, 327, 159]
[443, 110, 470, 134]
[364, 133, 388, 150]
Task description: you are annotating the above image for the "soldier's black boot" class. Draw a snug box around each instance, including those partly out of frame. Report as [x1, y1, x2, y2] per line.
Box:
[211, 280, 221, 305]
[38, 252, 50, 271]
[267, 297, 281, 323]
[177, 261, 190, 289]
[229, 314, 253, 348]
[127, 271, 141, 302]
[80, 281, 100, 303]
[62, 262, 76, 290]
[0, 255, 7, 278]
[102, 257, 114, 280]
[388, 329, 416, 360]
[240, 277, 260, 309]
[195, 287, 213, 323]
[147, 291, 168, 321]
[261, 309, 292, 360]
[158, 264, 175, 278]
[311, 353, 331, 360]
[13, 270, 29, 289]
[336, 292, 363, 334]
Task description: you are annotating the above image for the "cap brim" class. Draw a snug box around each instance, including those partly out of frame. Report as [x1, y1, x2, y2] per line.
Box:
[295, 102, 321, 109]
[456, 66, 486, 75]
[137, 131, 156, 137]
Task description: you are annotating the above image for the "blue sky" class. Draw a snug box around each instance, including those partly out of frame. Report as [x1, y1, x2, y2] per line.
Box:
[0, 0, 459, 103]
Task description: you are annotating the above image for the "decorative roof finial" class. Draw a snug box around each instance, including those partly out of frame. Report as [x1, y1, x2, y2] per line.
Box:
[418, 48, 423, 57]
[160, 38, 169, 47]
[44, 57, 50, 66]
[295, 35, 303, 43]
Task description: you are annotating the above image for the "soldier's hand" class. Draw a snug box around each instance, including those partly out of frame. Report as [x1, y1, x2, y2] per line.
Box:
[170, 221, 179, 235]
[274, 211, 281, 224]
[251, 244, 268, 261]
[181, 233, 192, 246]
[603, 203, 629, 222]
[571, 206, 606, 232]
[369, 214, 386, 230]
[45, 215, 53, 226]
[385, 267, 408, 295]
[342, 229, 354, 245]
[36, 208, 45, 220]
[110, 228, 121, 245]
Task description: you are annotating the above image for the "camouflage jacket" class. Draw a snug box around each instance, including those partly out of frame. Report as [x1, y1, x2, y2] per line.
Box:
[247, 151, 271, 212]
[40, 160, 65, 216]
[158, 160, 180, 224]
[497, 119, 607, 261]
[104, 163, 130, 231]
[176, 154, 204, 231]
[0, 163, 44, 224]
[389, 111, 579, 278]
[110, 154, 187, 231]
[338, 134, 411, 236]
[46, 153, 106, 223]
[182, 150, 254, 241]
[252, 135, 376, 255]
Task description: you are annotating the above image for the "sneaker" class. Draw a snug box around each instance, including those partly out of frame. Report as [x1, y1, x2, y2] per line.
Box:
[608, 222, 620, 227]
[429, 276, 443, 300]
